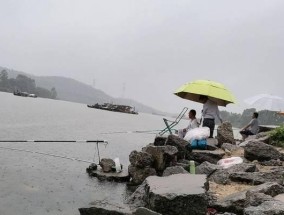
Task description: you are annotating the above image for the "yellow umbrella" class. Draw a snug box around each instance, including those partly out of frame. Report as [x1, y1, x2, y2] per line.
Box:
[174, 80, 236, 106]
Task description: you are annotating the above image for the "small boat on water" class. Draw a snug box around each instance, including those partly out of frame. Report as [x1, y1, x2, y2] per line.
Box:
[13, 91, 37, 98]
[87, 103, 138, 115]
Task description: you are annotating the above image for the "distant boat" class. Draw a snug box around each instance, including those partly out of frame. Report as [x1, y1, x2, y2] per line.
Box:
[13, 91, 37, 98]
[87, 103, 138, 115]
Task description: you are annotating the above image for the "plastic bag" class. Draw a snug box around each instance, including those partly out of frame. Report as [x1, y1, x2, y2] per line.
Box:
[217, 157, 243, 169]
[184, 127, 210, 141]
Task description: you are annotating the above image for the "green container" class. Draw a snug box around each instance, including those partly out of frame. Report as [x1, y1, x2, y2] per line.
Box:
[189, 160, 195, 174]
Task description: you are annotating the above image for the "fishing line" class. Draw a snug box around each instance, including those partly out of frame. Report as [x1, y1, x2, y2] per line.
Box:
[0, 145, 93, 163]
[0, 140, 109, 164]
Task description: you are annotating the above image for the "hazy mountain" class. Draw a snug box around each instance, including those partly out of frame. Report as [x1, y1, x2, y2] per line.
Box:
[1, 66, 168, 115]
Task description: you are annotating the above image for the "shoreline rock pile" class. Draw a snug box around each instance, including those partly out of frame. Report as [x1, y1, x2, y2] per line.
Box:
[82, 122, 284, 215]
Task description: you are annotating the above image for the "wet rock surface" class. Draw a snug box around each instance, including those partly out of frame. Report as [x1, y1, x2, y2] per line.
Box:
[142, 145, 178, 173]
[196, 161, 221, 176]
[128, 165, 157, 185]
[244, 140, 283, 161]
[87, 168, 130, 182]
[244, 200, 284, 215]
[188, 149, 225, 164]
[165, 134, 191, 159]
[129, 151, 154, 168]
[217, 122, 236, 146]
[162, 166, 189, 176]
[130, 174, 208, 215]
[212, 182, 284, 215]
[100, 158, 116, 173]
[229, 169, 284, 185]
[209, 163, 258, 185]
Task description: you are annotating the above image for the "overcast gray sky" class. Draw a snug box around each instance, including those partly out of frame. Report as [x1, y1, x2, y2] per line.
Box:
[0, 0, 284, 114]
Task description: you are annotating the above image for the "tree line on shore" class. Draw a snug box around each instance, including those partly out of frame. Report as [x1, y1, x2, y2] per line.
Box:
[0, 70, 57, 99]
[220, 108, 284, 128]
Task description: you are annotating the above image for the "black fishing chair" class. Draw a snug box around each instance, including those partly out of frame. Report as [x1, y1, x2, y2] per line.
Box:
[159, 107, 188, 136]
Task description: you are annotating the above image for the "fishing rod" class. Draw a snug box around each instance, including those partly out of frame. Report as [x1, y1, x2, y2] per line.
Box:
[0, 139, 108, 163]
[0, 140, 108, 143]
[100, 130, 162, 134]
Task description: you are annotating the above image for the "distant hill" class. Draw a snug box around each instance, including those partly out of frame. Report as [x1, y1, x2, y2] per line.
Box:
[0, 66, 168, 115]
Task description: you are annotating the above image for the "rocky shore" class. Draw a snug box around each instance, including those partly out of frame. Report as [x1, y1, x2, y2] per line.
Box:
[82, 122, 284, 215]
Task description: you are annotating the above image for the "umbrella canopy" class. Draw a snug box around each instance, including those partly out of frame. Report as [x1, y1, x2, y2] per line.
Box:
[174, 80, 236, 106]
[244, 94, 284, 111]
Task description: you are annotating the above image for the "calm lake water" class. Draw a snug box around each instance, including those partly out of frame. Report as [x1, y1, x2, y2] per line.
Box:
[0, 92, 240, 215]
[0, 92, 192, 215]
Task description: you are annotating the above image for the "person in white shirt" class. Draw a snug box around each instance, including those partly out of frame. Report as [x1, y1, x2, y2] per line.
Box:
[240, 112, 259, 141]
[199, 95, 223, 138]
[177, 109, 199, 138]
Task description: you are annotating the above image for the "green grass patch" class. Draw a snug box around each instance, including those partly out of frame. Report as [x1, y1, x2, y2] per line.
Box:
[269, 126, 284, 147]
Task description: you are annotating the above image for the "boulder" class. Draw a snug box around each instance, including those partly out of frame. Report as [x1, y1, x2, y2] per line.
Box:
[221, 143, 240, 152]
[274, 193, 284, 202]
[209, 163, 258, 185]
[244, 140, 283, 161]
[165, 135, 191, 159]
[153, 136, 167, 146]
[129, 151, 154, 168]
[87, 169, 129, 182]
[259, 159, 283, 166]
[133, 207, 162, 215]
[212, 182, 284, 214]
[244, 191, 273, 207]
[217, 122, 236, 146]
[188, 150, 225, 164]
[162, 166, 189, 176]
[244, 200, 284, 215]
[229, 169, 284, 185]
[100, 158, 115, 173]
[137, 174, 208, 215]
[79, 204, 131, 215]
[142, 145, 178, 173]
[196, 161, 221, 176]
[128, 165, 157, 185]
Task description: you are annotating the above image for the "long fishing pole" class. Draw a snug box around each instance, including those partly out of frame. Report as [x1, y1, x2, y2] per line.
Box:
[0, 140, 108, 164]
[100, 130, 162, 134]
[0, 140, 108, 143]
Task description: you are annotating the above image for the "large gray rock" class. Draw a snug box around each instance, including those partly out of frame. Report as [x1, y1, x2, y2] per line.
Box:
[244, 191, 274, 207]
[187, 150, 225, 164]
[221, 143, 240, 152]
[260, 159, 283, 166]
[129, 151, 154, 168]
[165, 134, 191, 160]
[79, 204, 131, 215]
[153, 136, 167, 146]
[244, 140, 283, 161]
[144, 174, 208, 215]
[87, 169, 130, 182]
[162, 166, 189, 176]
[217, 122, 236, 146]
[133, 207, 162, 215]
[128, 165, 157, 185]
[244, 200, 284, 215]
[212, 182, 284, 214]
[229, 169, 284, 185]
[209, 163, 258, 185]
[142, 145, 178, 173]
[196, 161, 221, 176]
[100, 158, 115, 173]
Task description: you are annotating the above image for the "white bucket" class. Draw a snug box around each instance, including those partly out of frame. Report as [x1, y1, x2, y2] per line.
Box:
[114, 158, 122, 173]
